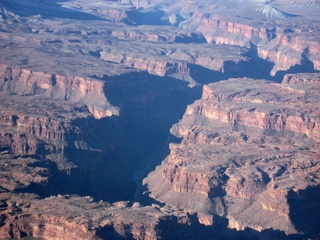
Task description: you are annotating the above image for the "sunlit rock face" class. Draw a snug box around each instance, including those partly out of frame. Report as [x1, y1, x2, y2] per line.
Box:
[0, 191, 197, 240]
[0, 0, 319, 239]
[144, 73, 320, 235]
[0, 64, 119, 119]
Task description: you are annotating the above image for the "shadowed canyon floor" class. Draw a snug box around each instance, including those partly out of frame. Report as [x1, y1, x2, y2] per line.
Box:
[0, 0, 319, 239]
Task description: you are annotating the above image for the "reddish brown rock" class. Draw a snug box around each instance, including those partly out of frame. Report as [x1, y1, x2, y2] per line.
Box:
[197, 16, 320, 75]
[0, 0, 320, 238]
[0, 91, 91, 170]
[99, 42, 248, 86]
[0, 192, 195, 240]
[0, 64, 119, 119]
[144, 73, 320, 234]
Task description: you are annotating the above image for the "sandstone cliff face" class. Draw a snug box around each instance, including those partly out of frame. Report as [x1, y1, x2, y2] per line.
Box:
[144, 73, 320, 235]
[100, 51, 196, 84]
[99, 44, 249, 86]
[0, 64, 118, 119]
[199, 18, 274, 46]
[196, 82, 320, 142]
[196, 16, 320, 75]
[0, 89, 98, 170]
[0, 191, 196, 240]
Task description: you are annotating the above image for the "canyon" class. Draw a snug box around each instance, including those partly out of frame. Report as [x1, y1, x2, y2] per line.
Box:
[144, 73, 320, 235]
[0, 0, 319, 239]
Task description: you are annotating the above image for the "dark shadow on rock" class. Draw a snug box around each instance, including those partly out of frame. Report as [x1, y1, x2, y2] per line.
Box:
[138, 186, 166, 207]
[16, 158, 76, 198]
[11, 71, 202, 203]
[245, 42, 277, 81]
[288, 185, 320, 238]
[273, 53, 319, 81]
[156, 214, 308, 240]
[174, 33, 207, 44]
[29, 72, 202, 203]
[188, 43, 318, 85]
[100, 72, 202, 197]
[67, 144, 138, 202]
[125, 10, 170, 26]
[96, 225, 132, 240]
[188, 44, 277, 85]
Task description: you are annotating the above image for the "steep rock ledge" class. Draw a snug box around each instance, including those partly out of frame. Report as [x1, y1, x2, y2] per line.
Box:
[0, 93, 91, 170]
[196, 16, 320, 75]
[144, 73, 320, 236]
[0, 192, 196, 240]
[100, 44, 249, 86]
[0, 64, 119, 119]
[196, 78, 320, 141]
[100, 53, 196, 84]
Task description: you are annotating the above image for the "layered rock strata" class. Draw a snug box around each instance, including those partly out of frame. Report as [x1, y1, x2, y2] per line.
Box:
[121, 0, 320, 76]
[0, 91, 91, 170]
[197, 16, 320, 75]
[144, 73, 320, 236]
[0, 151, 194, 239]
[99, 42, 248, 86]
[0, 0, 320, 239]
[0, 64, 119, 119]
[0, 191, 194, 240]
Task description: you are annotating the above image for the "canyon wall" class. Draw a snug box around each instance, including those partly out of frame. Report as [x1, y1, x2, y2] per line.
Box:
[100, 52, 195, 83]
[0, 64, 118, 119]
[144, 73, 320, 235]
[0, 191, 197, 240]
[196, 16, 320, 75]
[99, 44, 249, 86]
[0, 0, 319, 239]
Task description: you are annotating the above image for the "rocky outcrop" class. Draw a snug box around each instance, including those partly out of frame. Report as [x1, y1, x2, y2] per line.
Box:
[196, 14, 320, 75]
[144, 73, 320, 235]
[196, 79, 320, 142]
[100, 52, 197, 85]
[100, 44, 249, 86]
[58, 1, 132, 23]
[118, 0, 320, 76]
[110, 29, 168, 42]
[0, 64, 119, 119]
[198, 17, 275, 46]
[0, 153, 51, 192]
[0, 92, 89, 170]
[0, 191, 196, 240]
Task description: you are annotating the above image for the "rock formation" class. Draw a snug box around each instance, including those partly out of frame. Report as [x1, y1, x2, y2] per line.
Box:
[125, 0, 320, 76]
[0, 0, 319, 239]
[0, 64, 119, 119]
[144, 73, 320, 236]
[0, 190, 195, 239]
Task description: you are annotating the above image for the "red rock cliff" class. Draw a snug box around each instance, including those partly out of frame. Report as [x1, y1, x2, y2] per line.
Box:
[0, 64, 119, 119]
[197, 16, 320, 75]
[144, 73, 320, 234]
